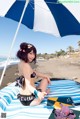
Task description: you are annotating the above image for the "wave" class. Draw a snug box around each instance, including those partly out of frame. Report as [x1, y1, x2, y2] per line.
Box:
[0, 59, 19, 69]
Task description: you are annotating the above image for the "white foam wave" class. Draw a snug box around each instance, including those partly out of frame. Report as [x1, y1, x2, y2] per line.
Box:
[0, 59, 19, 69]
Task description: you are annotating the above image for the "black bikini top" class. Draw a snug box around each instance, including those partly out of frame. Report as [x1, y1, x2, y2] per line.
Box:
[31, 72, 36, 78]
[15, 72, 36, 87]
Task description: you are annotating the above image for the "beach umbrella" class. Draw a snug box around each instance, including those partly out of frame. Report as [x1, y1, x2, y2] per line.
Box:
[0, 0, 80, 37]
[0, 0, 80, 85]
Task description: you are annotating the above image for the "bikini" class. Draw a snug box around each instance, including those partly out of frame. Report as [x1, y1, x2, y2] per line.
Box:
[15, 72, 42, 106]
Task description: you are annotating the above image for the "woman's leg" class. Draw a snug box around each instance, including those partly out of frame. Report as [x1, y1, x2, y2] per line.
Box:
[30, 78, 50, 106]
[30, 98, 41, 106]
[37, 78, 50, 94]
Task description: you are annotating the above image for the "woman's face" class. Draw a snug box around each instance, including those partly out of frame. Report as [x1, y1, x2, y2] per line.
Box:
[27, 50, 35, 63]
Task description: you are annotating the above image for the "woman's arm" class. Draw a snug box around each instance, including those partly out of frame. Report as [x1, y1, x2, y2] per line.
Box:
[35, 71, 46, 78]
[34, 70, 51, 84]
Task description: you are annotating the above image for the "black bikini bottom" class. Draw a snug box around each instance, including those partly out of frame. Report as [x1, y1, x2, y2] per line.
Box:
[17, 89, 42, 106]
[17, 93, 35, 106]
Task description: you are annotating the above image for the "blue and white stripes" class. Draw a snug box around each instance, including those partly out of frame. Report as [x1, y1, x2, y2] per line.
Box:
[0, 79, 80, 119]
[0, 0, 80, 37]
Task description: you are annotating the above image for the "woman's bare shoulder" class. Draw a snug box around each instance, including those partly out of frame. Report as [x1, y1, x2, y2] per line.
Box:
[23, 62, 32, 73]
[19, 62, 32, 76]
[19, 61, 31, 72]
[19, 61, 30, 67]
[24, 62, 31, 69]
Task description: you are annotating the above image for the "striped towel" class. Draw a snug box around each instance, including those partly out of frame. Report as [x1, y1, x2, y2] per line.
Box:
[0, 79, 80, 119]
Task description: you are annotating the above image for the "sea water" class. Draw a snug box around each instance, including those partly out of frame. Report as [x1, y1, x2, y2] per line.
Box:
[0, 57, 7, 62]
[0, 57, 19, 69]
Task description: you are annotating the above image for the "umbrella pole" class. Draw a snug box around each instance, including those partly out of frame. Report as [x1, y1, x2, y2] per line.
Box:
[0, 0, 30, 86]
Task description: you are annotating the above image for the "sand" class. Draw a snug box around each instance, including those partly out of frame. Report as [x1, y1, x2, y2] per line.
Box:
[0, 57, 80, 89]
[0, 64, 19, 89]
[37, 58, 80, 82]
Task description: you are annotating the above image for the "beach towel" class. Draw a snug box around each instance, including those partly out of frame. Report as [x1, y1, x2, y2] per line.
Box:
[0, 79, 80, 119]
[47, 96, 74, 109]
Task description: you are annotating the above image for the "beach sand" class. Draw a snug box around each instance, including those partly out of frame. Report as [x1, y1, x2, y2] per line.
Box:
[37, 57, 80, 82]
[0, 64, 19, 89]
[0, 57, 80, 89]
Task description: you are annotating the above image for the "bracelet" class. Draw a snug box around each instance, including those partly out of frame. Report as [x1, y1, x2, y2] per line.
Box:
[34, 90, 38, 98]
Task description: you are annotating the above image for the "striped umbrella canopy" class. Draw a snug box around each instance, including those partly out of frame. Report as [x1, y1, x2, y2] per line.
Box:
[0, 0, 80, 37]
[0, 0, 80, 85]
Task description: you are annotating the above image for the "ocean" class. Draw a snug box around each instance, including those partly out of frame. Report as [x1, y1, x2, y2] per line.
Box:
[0, 57, 44, 69]
[0, 57, 19, 69]
[0, 57, 7, 62]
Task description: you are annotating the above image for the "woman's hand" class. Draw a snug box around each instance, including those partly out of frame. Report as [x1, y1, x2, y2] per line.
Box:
[43, 75, 51, 84]
[38, 91, 47, 100]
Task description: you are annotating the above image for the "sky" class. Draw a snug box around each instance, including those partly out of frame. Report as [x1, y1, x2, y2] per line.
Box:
[0, 17, 80, 57]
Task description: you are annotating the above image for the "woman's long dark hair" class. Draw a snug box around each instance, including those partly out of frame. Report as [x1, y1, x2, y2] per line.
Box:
[17, 42, 37, 63]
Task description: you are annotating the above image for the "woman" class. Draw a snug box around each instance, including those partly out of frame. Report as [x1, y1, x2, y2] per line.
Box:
[16, 42, 51, 106]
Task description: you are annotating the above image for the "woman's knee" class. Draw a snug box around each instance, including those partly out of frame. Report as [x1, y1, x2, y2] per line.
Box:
[42, 78, 48, 84]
